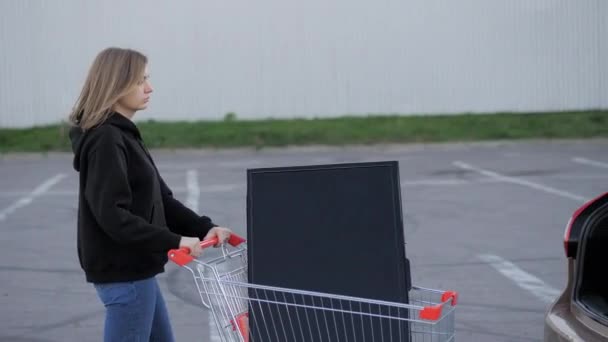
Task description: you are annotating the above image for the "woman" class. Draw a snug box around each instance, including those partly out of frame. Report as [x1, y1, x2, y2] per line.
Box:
[68, 47, 232, 341]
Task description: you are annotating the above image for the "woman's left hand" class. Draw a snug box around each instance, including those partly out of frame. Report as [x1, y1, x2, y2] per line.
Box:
[203, 227, 233, 247]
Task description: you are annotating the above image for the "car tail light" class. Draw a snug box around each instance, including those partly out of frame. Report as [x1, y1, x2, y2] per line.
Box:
[564, 192, 608, 258]
[564, 217, 574, 257]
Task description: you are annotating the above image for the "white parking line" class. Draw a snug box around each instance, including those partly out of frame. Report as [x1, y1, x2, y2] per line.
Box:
[185, 170, 199, 211]
[453, 161, 586, 202]
[0, 174, 66, 221]
[572, 157, 608, 169]
[479, 254, 561, 304]
[400, 178, 501, 187]
[201, 184, 242, 193]
[0, 190, 75, 198]
[156, 163, 203, 170]
[217, 160, 262, 168]
[184, 170, 220, 341]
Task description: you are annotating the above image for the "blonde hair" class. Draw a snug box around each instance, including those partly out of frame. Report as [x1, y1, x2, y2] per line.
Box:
[68, 47, 148, 130]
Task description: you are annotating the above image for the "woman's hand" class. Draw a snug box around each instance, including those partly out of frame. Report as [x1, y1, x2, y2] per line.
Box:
[179, 236, 202, 257]
[203, 227, 233, 247]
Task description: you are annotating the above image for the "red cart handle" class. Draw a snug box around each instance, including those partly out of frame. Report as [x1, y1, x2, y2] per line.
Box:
[419, 290, 459, 321]
[168, 233, 246, 266]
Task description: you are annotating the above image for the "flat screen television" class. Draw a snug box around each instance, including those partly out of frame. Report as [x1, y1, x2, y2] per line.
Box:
[245, 161, 411, 341]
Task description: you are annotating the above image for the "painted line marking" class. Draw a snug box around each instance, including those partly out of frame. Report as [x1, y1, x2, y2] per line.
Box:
[185, 170, 199, 211]
[0, 174, 66, 221]
[183, 169, 219, 340]
[479, 254, 561, 304]
[572, 157, 608, 169]
[453, 161, 586, 202]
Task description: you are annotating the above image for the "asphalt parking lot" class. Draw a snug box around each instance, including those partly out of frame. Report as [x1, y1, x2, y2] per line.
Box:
[1, 138, 606, 342]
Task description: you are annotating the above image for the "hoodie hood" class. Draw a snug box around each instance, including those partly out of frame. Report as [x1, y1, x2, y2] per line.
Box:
[69, 125, 86, 172]
[69, 112, 142, 172]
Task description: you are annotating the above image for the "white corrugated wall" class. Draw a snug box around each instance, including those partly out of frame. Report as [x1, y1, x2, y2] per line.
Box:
[0, 0, 605, 128]
[601, 0, 608, 109]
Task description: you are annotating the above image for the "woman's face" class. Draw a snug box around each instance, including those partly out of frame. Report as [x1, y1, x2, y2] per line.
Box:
[116, 65, 153, 116]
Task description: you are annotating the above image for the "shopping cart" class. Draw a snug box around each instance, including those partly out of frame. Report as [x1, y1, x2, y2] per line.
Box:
[169, 233, 458, 342]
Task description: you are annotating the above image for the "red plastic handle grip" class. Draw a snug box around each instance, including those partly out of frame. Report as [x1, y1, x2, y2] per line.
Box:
[441, 291, 458, 306]
[178, 233, 246, 254]
[168, 233, 246, 266]
[419, 290, 459, 321]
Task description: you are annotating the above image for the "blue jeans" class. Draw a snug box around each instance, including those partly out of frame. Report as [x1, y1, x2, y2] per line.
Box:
[94, 277, 174, 342]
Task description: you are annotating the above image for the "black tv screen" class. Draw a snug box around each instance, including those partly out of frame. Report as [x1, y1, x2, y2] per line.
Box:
[246, 161, 410, 341]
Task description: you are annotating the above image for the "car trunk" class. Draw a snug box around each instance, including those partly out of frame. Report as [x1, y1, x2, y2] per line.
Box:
[574, 200, 608, 326]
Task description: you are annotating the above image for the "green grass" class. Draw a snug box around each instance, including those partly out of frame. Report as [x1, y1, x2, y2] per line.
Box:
[0, 111, 606, 153]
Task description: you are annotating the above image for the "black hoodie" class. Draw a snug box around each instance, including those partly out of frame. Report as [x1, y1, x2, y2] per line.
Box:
[69, 113, 216, 283]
